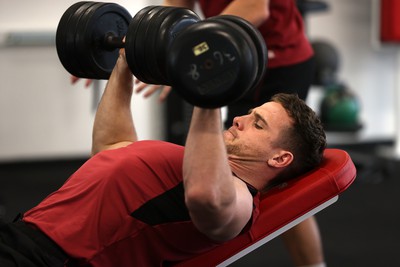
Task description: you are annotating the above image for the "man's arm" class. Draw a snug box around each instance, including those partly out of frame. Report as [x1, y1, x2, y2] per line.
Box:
[282, 216, 325, 266]
[163, 0, 195, 9]
[183, 108, 253, 242]
[91, 49, 137, 155]
[219, 0, 270, 27]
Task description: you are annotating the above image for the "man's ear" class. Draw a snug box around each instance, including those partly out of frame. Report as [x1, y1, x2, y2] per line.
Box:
[267, 151, 293, 168]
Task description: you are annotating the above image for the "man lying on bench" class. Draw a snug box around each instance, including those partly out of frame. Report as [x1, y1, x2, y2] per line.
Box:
[0, 48, 326, 267]
[175, 147, 356, 267]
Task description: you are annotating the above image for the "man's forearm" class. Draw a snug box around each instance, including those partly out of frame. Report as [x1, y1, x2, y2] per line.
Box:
[183, 108, 233, 191]
[163, 0, 195, 9]
[91, 52, 137, 155]
[220, 0, 270, 27]
[183, 108, 236, 230]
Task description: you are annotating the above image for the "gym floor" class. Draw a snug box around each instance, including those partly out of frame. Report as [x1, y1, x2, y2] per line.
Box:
[0, 141, 399, 266]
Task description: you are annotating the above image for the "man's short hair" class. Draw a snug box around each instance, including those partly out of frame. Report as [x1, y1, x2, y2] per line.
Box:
[268, 93, 327, 188]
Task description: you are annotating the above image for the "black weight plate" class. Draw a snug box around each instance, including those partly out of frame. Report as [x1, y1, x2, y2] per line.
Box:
[125, 6, 158, 83]
[74, 2, 105, 78]
[56, 1, 90, 76]
[151, 7, 201, 85]
[67, 2, 99, 77]
[56, 1, 95, 77]
[143, 6, 177, 85]
[212, 15, 267, 91]
[205, 17, 259, 101]
[167, 20, 257, 108]
[134, 6, 164, 84]
[67, 2, 100, 77]
[75, 2, 132, 79]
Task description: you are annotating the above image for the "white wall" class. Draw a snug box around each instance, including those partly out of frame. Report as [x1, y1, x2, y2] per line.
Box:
[0, 0, 165, 161]
[0, 0, 399, 162]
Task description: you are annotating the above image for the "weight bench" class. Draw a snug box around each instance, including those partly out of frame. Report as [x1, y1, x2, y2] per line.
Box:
[174, 148, 357, 267]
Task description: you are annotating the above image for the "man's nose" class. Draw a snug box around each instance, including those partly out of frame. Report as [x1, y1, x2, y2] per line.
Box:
[233, 116, 244, 130]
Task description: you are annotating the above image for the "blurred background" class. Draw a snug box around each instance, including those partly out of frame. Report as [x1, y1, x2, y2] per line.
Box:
[0, 0, 399, 266]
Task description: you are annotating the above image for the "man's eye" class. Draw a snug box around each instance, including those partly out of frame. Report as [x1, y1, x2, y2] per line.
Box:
[254, 122, 263, 129]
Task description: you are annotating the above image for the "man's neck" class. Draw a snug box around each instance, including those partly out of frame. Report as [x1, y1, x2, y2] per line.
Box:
[228, 159, 273, 191]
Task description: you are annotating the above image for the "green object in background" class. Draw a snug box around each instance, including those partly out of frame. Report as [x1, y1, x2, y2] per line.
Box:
[320, 83, 362, 131]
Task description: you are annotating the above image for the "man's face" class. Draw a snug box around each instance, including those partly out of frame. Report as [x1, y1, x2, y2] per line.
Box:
[223, 101, 293, 163]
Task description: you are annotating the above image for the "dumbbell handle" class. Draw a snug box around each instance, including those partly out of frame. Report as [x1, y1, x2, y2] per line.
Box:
[103, 32, 124, 50]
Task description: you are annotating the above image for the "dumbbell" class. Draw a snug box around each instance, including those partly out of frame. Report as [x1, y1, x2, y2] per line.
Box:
[124, 5, 202, 86]
[166, 15, 268, 107]
[56, 1, 268, 108]
[56, 2, 130, 79]
[56, 2, 200, 81]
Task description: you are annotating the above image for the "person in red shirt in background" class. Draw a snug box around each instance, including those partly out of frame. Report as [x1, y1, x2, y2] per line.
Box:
[135, 1, 325, 267]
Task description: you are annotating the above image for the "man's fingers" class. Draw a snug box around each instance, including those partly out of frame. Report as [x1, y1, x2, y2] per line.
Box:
[159, 86, 172, 102]
[135, 81, 148, 93]
[143, 85, 162, 98]
[133, 79, 171, 101]
[71, 76, 80, 84]
[85, 79, 93, 87]
[71, 75, 93, 88]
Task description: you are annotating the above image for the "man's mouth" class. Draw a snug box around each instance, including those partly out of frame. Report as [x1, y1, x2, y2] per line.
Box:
[226, 127, 237, 138]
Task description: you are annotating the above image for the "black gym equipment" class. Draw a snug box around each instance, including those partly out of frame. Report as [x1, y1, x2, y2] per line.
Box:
[56, 1, 267, 108]
[56, 2, 132, 79]
[296, 0, 329, 17]
[311, 40, 340, 86]
[166, 15, 267, 108]
[125, 5, 201, 86]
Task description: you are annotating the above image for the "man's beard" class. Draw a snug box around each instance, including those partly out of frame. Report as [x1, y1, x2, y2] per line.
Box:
[226, 142, 267, 163]
[226, 143, 254, 158]
[226, 143, 241, 156]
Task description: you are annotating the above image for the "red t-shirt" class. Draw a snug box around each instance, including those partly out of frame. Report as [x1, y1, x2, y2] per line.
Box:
[23, 140, 260, 266]
[198, 0, 313, 68]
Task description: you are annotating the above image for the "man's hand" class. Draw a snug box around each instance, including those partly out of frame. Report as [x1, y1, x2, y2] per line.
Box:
[134, 79, 172, 102]
[70, 76, 93, 87]
[70, 75, 172, 102]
